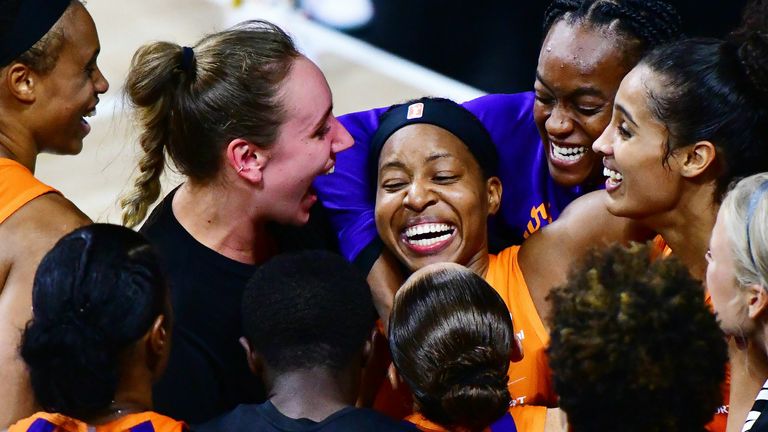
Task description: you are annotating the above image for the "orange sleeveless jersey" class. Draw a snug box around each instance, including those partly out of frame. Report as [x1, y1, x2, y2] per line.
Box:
[0, 158, 57, 224]
[8, 411, 186, 432]
[651, 235, 728, 432]
[486, 246, 557, 408]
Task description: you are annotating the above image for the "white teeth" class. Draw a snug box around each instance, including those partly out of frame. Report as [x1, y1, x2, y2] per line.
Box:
[404, 223, 455, 247]
[551, 143, 588, 161]
[84, 108, 96, 118]
[603, 167, 623, 182]
[325, 165, 335, 175]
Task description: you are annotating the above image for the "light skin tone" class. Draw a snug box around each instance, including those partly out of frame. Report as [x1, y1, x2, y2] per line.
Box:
[0, 3, 104, 426]
[173, 56, 353, 265]
[534, 21, 632, 188]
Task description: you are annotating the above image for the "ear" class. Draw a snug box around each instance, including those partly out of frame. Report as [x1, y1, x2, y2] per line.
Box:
[5, 63, 37, 103]
[677, 140, 717, 179]
[361, 327, 379, 368]
[226, 138, 270, 184]
[509, 328, 523, 362]
[486, 176, 502, 216]
[746, 284, 768, 320]
[239, 336, 264, 377]
[148, 314, 169, 357]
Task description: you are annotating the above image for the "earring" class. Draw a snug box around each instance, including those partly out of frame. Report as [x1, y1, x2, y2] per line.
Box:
[237, 166, 245, 174]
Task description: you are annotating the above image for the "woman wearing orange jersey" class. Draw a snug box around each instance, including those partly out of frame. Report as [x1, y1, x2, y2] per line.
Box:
[371, 97, 637, 430]
[8, 224, 185, 432]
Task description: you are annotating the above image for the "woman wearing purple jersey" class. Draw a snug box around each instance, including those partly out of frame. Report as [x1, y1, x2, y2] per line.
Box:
[313, 0, 682, 320]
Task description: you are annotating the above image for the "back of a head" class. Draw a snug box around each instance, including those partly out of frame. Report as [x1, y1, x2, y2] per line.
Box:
[242, 250, 376, 373]
[543, 0, 682, 65]
[548, 243, 728, 432]
[639, 0, 768, 200]
[120, 19, 301, 228]
[21, 224, 167, 420]
[721, 172, 768, 293]
[389, 264, 513, 432]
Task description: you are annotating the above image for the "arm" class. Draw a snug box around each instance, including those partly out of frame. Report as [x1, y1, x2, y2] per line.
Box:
[0, 193, 90, 428]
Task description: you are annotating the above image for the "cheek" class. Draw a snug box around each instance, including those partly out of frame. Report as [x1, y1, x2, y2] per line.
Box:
[533, 103, 548, 131]
[583, 112, 613, 141]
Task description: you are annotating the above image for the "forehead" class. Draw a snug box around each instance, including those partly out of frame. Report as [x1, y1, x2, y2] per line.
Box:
[55, 4, 99, 62]
[278, 57, 332, 129]
[379, 124, 472, 163]
[538, 21, 629, 92]
[615, 66, 665, 127]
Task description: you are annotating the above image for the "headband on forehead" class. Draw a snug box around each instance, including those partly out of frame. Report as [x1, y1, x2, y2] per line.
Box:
[369, 98, 499, 180]
[0, 0, 72, 67]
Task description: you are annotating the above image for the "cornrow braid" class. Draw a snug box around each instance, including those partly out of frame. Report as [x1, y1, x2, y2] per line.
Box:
[543, 0, 682, 58]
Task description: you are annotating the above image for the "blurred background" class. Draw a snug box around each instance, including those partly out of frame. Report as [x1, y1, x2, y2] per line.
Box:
[37, 0, 748, 223]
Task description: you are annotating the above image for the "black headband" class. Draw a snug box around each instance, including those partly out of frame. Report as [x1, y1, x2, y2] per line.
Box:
[369, 98, 499, 180]
[0, 0, 72, 67]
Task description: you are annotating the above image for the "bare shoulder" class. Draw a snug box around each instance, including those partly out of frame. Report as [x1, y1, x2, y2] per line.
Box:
[0, 193, 90, 295]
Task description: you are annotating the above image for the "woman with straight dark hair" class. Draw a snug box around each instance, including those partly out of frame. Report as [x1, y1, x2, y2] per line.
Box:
[8, 224, 183, 432]
[591, 1, 768, 427]
[389, 263, 522, 432]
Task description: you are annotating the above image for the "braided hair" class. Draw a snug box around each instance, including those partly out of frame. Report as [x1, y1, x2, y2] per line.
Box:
[543, 0, 682, 63]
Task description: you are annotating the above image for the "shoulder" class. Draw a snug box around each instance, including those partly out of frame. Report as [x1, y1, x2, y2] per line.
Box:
[326, 407, 417, 431]
[193, 405, 263, 432]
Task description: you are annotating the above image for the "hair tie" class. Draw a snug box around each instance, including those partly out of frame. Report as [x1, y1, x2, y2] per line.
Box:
[181, 46, 196, 73]
[745, 181, 768, 268]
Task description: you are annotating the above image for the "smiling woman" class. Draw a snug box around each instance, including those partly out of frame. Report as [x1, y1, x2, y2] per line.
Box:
[118, 20, 353, 424]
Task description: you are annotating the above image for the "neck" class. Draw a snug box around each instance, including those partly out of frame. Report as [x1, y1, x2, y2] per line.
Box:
[0, 119, 39, 171]
[639, 183, 718, 281]
[81, 391, 151, 425]
[173, 181, 277, 265]
[268, 366, 358, 422]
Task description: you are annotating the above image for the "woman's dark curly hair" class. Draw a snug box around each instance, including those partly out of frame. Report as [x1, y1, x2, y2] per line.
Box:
[548, 243, 727, 432]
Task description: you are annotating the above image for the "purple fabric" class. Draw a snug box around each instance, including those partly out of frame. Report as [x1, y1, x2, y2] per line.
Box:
[313, 92, 590, 262]
[27, 418, 57, 432]
[490, 412, 518, 432]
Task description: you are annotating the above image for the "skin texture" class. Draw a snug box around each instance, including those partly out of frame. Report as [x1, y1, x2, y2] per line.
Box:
[0, 3, 107, 426]
[706, 213, 745, 335]
[534, 21, 631, 188]
[173, 55, 353, 265]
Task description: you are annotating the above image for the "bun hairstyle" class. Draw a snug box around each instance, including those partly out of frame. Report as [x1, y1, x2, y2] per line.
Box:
[543, 0, 682, 63]
[120, 20, 301, 228]
[20, 224, 167, 419]
[639, 0, 768, 200]
[389, 265, 513, 431]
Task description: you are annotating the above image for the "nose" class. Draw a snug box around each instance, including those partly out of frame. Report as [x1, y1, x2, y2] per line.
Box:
[94, 66, 109, 94]
[330, 116, 354, 154]
[592, 127, 613, 156]
[403, 179, 437, 212]
[545, 105, 574, 138]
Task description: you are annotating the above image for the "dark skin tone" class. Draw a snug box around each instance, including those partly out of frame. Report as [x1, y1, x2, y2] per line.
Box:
[533, 20, 634, 188]
[241, 336, 373, 422]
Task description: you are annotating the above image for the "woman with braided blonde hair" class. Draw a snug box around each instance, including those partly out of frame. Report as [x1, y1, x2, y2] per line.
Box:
[120, 19, 352, 424]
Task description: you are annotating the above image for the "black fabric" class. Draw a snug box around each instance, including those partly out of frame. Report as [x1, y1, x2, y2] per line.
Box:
[369, 98, 499, 180]
[0, 0, 71, 66]
[194, 402, 417, 432]
[143, 187, 339, 424]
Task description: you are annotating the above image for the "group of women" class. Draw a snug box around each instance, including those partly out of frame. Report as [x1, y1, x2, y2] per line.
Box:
[7, 0, 768, 431]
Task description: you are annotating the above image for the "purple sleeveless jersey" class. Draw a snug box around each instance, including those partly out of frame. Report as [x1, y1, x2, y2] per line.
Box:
[313, 92, 592, 262]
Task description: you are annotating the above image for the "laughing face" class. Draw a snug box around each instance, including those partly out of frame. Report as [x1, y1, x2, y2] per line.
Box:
[33, 3, 109, 155]
[261, 56, 353, 226]
[533, 21, 631, 187]
[374, 124, 501, 273]
[592, 65, 683, 220]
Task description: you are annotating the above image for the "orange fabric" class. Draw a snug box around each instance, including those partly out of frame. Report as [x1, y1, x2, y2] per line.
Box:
[8, 411, 186, 432]
[650, 236, 728, 432]
[0, 158, 57, 224]
[486, 246, 557, 407]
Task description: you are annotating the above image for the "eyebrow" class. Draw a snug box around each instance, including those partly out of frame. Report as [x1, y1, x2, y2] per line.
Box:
[616, 104, 638, 127]
[425, 152, 453, 163]
[535, 72, 606, 99]
[380, 160, 407, 172]
[311, 104, 333, 134]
